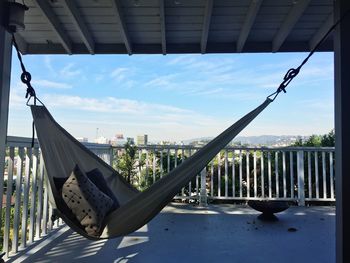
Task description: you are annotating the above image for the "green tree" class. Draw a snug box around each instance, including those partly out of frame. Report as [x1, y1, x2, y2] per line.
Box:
[292, 130, 335, 147]
[321, 129, 335, 147]
[117, 142, 138, 184]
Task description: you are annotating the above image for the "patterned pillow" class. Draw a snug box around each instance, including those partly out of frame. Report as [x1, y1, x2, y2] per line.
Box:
[86, 168, 120, 210]
[62, 165, 114, 237]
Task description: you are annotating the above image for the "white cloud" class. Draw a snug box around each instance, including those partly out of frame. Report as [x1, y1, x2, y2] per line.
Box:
[42, 94, 191, 115]
[32, 79, 72, 89]
[60, 63, 82, 78]
[110, 68, 130, 82]
[30, 93, 233, 141]
[144, 74, 178, 88]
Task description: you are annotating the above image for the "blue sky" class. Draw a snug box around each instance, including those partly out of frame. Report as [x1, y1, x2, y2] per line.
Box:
[8, 51, 334, 142]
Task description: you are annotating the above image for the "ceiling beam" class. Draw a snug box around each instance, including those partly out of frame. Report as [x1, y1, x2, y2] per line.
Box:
[24, 41, 334, 55]
[111, 0, 132, 55]
[159, 0, 166, 55]
[32, 0, 72, 54]
[200, 0, 213, 54]
[237, 0, 262, 52]
[309, 13, 333, 51]
[61, 0, 95, 54]
[272, 0, 311, 52]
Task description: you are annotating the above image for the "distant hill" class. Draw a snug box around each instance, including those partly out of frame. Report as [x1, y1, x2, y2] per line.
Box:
[183, 135, 308, 147]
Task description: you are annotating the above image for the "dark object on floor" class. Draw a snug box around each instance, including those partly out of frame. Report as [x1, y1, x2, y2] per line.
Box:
[248, 200, 290, 221]
[288, 227, 298, 232]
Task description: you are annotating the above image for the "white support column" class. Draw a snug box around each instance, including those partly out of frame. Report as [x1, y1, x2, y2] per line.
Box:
[0, 1, 13, 223]
[334, 1, 350, 262]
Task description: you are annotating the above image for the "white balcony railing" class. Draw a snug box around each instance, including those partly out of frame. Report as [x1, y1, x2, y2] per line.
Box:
[1, 136, 335, 259]
[112, 145, 335, 204]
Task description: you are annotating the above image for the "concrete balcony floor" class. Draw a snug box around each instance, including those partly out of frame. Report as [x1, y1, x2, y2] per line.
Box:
[14, 203, 335, 263]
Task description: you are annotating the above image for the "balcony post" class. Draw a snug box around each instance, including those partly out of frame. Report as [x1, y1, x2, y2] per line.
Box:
[0, 0, 13, 220]
[297, 151, 305, 206]
[199, 168, 207, 206]
[334, 0, 350, 262]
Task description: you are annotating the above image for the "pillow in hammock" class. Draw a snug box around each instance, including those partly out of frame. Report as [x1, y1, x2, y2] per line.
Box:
[54, 168, 120, 210]
[61, 165, 114, 237]
[86, 168, 120, 210]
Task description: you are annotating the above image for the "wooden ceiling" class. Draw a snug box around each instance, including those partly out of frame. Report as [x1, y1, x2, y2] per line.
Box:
[14, 0, 334, 55]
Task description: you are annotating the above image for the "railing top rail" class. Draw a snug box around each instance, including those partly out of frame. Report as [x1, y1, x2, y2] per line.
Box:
[6, 136, 335, 152]
[6, 136, 112, 151]
[6, 136, 40, 148]
[112, 145, 335, 152]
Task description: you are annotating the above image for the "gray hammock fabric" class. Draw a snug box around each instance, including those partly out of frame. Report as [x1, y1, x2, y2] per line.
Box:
[31, 98, 272, 239]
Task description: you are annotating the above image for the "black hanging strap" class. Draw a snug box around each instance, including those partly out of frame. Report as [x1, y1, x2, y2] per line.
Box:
[12, 35, 37, 103]
[12, 34, 42, 147]
[267, 8, 350, 101]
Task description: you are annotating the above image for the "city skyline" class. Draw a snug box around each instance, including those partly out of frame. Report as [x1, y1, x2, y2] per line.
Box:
[8, 52, 334, 141]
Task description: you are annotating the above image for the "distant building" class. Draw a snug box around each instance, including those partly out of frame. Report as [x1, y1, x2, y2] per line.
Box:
[95, 136, 109, 144]
[137, 134, 148, 146]
[115, 133, 124, 139]
[76, 137, 88, 143]
[111, 133, 126, 146]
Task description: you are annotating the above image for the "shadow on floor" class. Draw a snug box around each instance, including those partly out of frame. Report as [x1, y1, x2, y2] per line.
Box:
[20, 204, 335, 263]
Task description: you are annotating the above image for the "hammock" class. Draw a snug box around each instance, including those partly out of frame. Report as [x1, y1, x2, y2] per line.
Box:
[31, 98, 271, 239]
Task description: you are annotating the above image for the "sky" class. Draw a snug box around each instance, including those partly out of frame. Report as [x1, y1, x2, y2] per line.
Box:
[8, 51, 334, 142]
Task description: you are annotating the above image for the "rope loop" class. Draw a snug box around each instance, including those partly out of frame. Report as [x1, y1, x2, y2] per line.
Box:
[21, 71, 32, 84]
[284, 67, 300, 80]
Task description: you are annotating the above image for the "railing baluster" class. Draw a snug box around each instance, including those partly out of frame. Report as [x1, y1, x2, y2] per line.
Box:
[261, 151, 264, 198]
[48, 205, 53, 231]
[181, 148, 185, 196]
[239, 150, 242, 198]
[210, 160, 214, 197]
[315, 151, 319, 199]
[268, 151, 272, 198]
[42, 169, 49, 235]
[188, 149, 192, 197]
[29, 148, 39, 244]
[330, 151, 334, 199]
[196, 172, 199, 197]
[152, 149, 156, 183]
[290, 152, 294, 199]
[225, 150, 228, 197]
[174, 149, 178, 168]
[254, 151, 257, 198]
[12, 147, 24, 253]
[308, 151, 312, 198]
[232, 150, 235, 198]
[322, 152, 327, 199]
[137, 150, 142, 185]
[167, 149, 170, 173]
[21, 147, 32, 249]
[246, 151, 250, 198]
[297, 151, 305, 206]
[217, 153, 221, 197]
[146, 149, 149, 181]
[283, 151, 287, 198]
[3, 147, 14, 256]
[160, 149, 163, 178]
[36, 154, 45, 239]
[275, 151, 279, 198]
